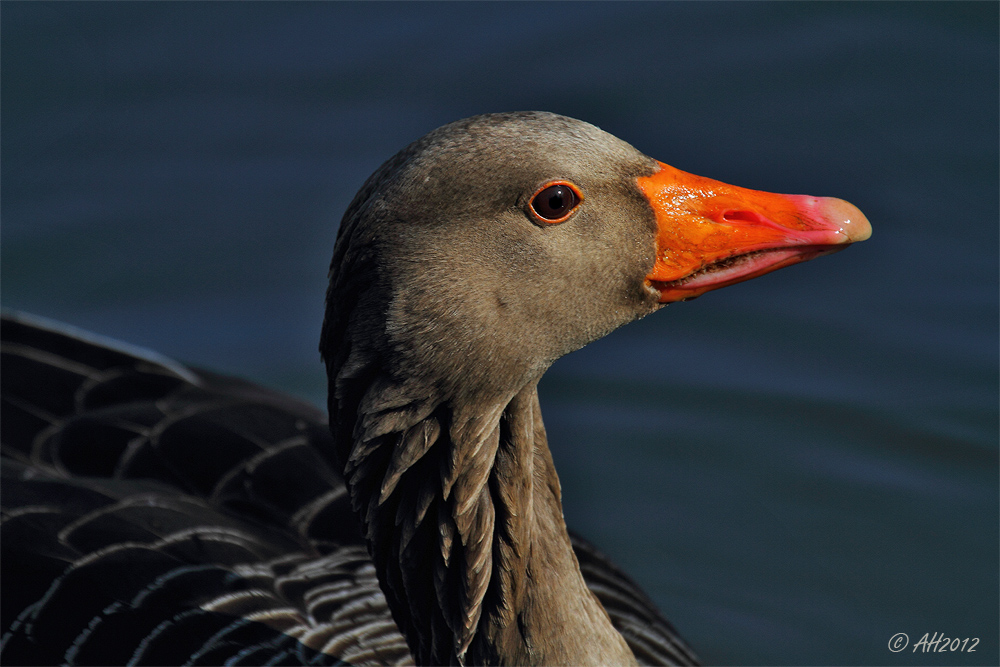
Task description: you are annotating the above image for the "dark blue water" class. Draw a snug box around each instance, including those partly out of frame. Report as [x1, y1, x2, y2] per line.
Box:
[3, 3, 997, 664]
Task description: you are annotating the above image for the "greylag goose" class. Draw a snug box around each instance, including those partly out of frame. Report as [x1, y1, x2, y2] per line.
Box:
[0, 112, 870, 666]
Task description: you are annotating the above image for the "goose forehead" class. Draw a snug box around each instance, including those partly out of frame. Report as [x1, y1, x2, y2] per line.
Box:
[406, 115, 649, 179]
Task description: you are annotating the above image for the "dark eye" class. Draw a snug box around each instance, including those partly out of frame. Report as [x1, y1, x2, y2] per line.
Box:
[529, 182, 582, 223]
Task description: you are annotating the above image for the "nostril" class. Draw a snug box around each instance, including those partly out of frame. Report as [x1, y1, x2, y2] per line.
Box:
[722, 209, 765, 224]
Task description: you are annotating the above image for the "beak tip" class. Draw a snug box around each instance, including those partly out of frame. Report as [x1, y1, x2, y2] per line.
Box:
[825, 197, 872, 243]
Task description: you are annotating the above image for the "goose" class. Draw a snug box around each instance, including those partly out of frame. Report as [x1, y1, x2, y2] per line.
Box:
[0, 111, 871, 666]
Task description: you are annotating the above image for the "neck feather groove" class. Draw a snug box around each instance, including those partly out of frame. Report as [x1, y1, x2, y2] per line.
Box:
[328, 364, 635, 665]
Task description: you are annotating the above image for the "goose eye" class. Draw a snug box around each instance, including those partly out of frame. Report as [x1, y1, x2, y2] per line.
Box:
[529, 182, 582, 223]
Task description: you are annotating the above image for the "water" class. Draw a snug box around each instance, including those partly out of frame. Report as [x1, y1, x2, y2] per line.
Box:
[2, 3, 997, 664]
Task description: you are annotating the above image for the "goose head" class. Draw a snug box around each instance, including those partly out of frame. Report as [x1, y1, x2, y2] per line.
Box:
[323, 111, 870, 410]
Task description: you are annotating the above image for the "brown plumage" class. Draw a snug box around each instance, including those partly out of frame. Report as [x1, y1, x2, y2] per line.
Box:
[1, 112, 869, 666]
[319, 112, 868, 664]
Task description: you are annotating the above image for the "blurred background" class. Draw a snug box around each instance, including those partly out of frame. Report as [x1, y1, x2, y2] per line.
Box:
[2, 2, 997, 664]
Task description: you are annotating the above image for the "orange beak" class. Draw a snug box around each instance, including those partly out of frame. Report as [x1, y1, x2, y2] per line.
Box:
[638, 161, 872, 303]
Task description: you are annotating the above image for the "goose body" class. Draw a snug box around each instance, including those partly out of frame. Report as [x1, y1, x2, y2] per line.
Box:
[1, 112, 870, 665]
